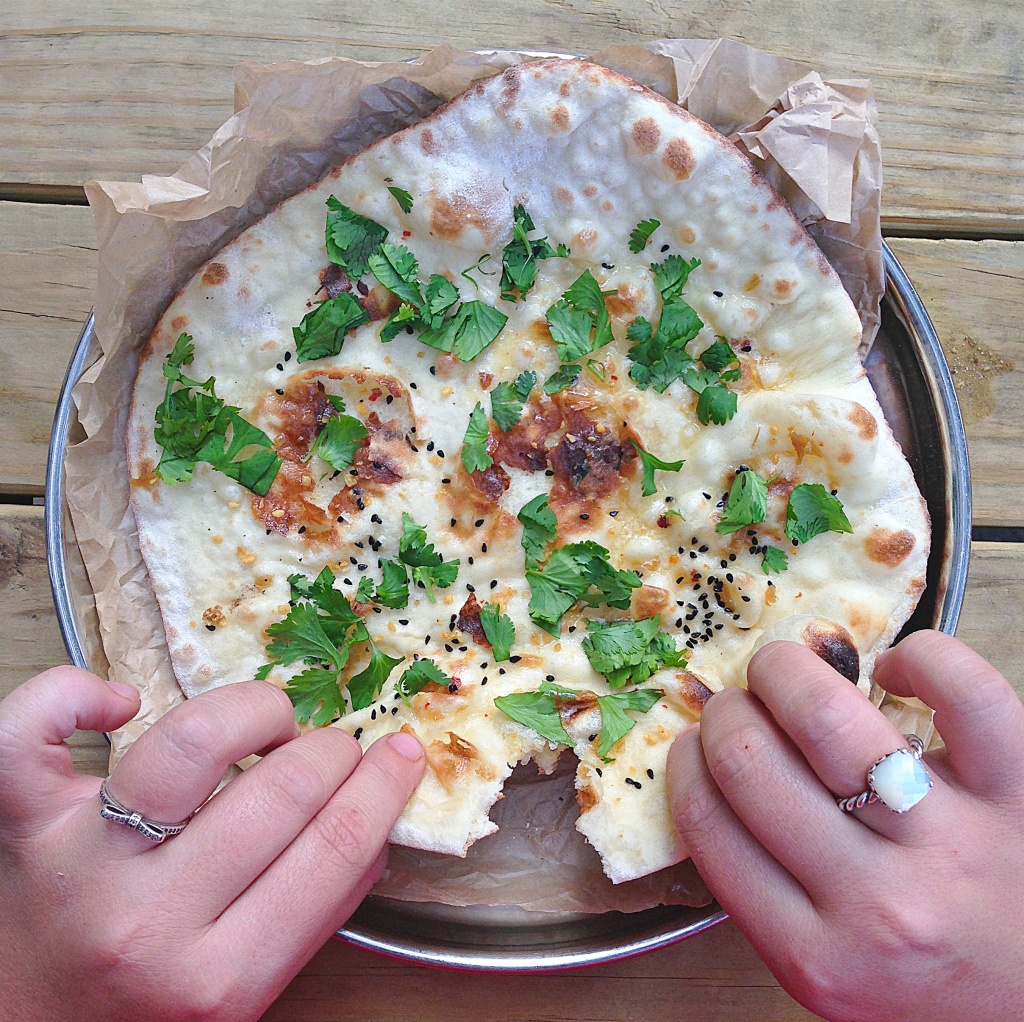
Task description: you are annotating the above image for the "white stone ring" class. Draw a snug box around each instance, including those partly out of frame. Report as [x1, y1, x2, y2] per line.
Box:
[837, 734, 933, 814]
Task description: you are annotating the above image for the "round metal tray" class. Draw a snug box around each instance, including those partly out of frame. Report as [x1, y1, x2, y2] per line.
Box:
[45, 241, 970, 971]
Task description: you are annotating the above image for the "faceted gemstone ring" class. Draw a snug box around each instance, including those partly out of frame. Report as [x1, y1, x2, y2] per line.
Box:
[837, 734, 933, 814]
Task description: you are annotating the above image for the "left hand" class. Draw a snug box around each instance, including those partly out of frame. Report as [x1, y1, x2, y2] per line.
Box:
[667, 631, 1024, 1022]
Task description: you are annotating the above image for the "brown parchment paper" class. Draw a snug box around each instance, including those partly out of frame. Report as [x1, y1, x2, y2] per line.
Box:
[70, 39, 887, 915]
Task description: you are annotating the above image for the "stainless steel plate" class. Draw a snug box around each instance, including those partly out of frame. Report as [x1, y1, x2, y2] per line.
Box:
[46, 242, 970, 971]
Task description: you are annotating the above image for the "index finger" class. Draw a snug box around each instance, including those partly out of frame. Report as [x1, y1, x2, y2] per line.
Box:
[874, 630, 1024, 798]
[206, 730, 425, 996]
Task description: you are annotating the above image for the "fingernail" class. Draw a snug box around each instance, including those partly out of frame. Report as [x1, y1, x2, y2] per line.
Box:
[106, 679, 139, 701]
[388, 731, 423, 762]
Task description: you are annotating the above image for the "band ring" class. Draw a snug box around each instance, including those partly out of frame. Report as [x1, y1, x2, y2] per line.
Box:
[98, 779, 193, 843]
[837, 734, 933, 814]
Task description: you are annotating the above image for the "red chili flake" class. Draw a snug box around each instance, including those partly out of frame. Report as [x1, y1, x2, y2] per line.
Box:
[657, 514, 670, 528]
[402, 230, 412, 239]
[368, 388, 382, 402]
[610, 374, 618, 381]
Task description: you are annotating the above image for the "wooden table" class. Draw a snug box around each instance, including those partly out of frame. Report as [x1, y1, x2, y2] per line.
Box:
[2, 4, 1023, 1019]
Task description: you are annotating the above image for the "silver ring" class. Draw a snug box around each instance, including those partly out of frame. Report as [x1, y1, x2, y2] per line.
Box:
[99, 779, 193, 843]
[837, 734, 933, 814]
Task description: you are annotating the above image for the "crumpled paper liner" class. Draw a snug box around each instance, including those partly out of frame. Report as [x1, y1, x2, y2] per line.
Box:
[68, 39, 886, 914]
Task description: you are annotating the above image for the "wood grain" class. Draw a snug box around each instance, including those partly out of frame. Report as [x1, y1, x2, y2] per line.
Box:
[0, 201, 96, 495]
[0, 505, 108, 775]
[3, 3, 1024, 233]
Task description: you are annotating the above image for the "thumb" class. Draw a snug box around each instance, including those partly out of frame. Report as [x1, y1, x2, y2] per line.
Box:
[0, 666, 140, 823]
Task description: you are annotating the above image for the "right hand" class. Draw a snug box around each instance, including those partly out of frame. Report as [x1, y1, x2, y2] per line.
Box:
[0, 666, 425, 1022]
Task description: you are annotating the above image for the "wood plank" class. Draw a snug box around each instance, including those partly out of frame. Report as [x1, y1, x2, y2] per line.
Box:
[889, 239, 1024, 528]
[0, 505, 108, 775]
[2, 3, 1024, 232]
[0, 201, 96, 495]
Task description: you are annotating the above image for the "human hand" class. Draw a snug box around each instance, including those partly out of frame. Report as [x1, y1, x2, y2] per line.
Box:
[0, 666, 425, 1022]
[667, 631, 1024, 1022]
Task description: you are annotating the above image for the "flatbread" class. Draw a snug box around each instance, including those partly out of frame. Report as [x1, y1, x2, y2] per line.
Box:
[127, 58, 929, 884]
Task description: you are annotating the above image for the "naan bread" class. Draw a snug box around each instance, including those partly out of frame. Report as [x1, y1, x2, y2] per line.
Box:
[128, 58, 929, 884]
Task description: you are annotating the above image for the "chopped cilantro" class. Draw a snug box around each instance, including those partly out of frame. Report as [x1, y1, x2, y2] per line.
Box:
[629, 218, 661, 254]
[652, 255, 701, 302]
[761, 546, 789, 574]
[397, 658, 452, 700]
[582, 616, 686, 688]
[460, 253, 496, 286]
[785, 484, 853, 544]
[514, 370, 537, 401]
[293, 294, 370, 363]
[586, 358, 607, 382]
[387, 185, 413, 214]
[700, 339, 740, 373]
[479, 602, 516, 661]
[419, 300, 508, 361]
[346, 643, 404, 711]
[525, 541, 642, 635]
[695, 381, 738, 425]
[717, 470, 769, 534]
[303, 413, 368, 473]
[596, 689, 662, 760]
[367, 243, 424, 309]
[461, 402, 494, 473]
[354, 576, 375, 603]
[374, 558, 410, 609]
[490, 380, 525, 433]
[425, 274, 460, 317]
[518, 493, 558, 568]
[500, 204, 570, 301]
[325, 197, 387, 277]
[631, 440, 684, 497]
[398, 512, 460, 600]
[542, 364, 581, 394]
[545, 269, 613, 360]
[153, 334, 281, 495]
[626, 301, 703, 393]
[494, 681, 574, 745]
[257, 565, 388, 723]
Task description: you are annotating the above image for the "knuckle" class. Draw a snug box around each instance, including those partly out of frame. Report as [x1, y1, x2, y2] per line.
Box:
[704, 720, 774, 792]
[260, 752, 333, 819]
[799, 685, 863, 753]
[161, 704, 223, 772]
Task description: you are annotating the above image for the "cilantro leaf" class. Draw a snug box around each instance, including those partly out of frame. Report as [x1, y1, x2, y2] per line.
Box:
[387, 185, 413, 214]
[500, 204, 570, 301]
[490, 380, 524, 432]
[374, 558, 410, 609]
[479, 602, 516, 661]
[717, 470, 769, 534]
[626, 299, 702, 393]
[514, 370, 537, 401]
[325, 197, 388, 277]
[785, 484, 853, 544]
[582, 617, 686, 688]
[546, 301, 597, 362]
[285, 667, 348, 727]
[293, 294, 370, 363]
[629, 218, 661, 254]
[420, 301, 508, 361]
[495, 683, 573, 746]
[354, 576, 375, 603]
[305, 414, 368, 473]
[542, 364, 581, 394]
[461, 402, 494, 473]
[596, 689, 662, 760]
[761, 546, 790, 574]
[397, 658, 452, 700]
[631, 440, 684, 497]
[264, 601, 347, 671]
[652, 255, 701, 302]
[525, 542, 642, 635]
[346, 643, 404, 711]
[518, 493, 558, 567]
[153, 335, 281, 495]
[425, 274, 460, 317]
[367, 243, 424, 309]
[398, 512, 459, 599]
[695, 383, 738, 425]
[586, 358, 607, 382]
[700, 338, 740, 373]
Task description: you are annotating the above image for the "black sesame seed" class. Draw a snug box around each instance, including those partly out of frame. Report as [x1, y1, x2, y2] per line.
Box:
[436, 449, 444, 458]
[276, 362, 284, 371]
[509, 655, 523, 663]
[713, 290, 724, 298]
[451, 517, 457, 526]
[205, 624, 216, 631]
[468, 556, 474, 565]
[444, 644, 454, 653]
[371, 709, 377, 720]
[482, 543, 488, 552]
[625, 777, 642, 789]
[601, 262, 615, 269]
[609, 510, 618, 517]
[588, 734, 597, 742]
[298, 525, 306, 535]
[386, 394, 393, 405]
[284, 351, 292, 361]
[545, 469, 555, 477]
[675, 617, 683, 628]
[475, 518, 484, 527]
[481, 677, 488, 686]
[646, 768, 655, 779]
[424, 635, 431, 644]
[357, 563, 367, 571]
[429, 365, 437, 375]
[410, 381, 417, 389]
[275, 388, 284, 395]
[442, 478, 451, 485]
[580, 513, 589, 520]
[660, 244, 670, 253]
[399, 619, 409, 625]
[490, 580, 497, 589]
[466, 583, 475, 592]
[353, 727, 363, 740]
[595, 767, 602, 776]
